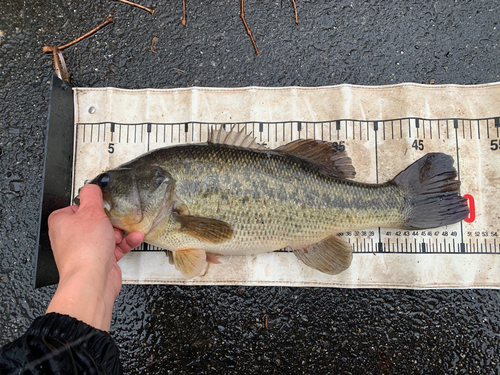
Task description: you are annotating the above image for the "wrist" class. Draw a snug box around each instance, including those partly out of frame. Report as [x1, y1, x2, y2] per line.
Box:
[46, 272, 114, 331]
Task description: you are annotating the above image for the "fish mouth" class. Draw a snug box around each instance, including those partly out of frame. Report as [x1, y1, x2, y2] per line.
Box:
[73, 193, 112, 213]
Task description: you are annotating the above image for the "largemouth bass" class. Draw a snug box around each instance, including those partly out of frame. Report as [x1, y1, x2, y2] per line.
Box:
[83, 128, 469, 278]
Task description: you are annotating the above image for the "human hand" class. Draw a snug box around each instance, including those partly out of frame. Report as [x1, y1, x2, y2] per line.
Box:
[46, 184, 144, 331]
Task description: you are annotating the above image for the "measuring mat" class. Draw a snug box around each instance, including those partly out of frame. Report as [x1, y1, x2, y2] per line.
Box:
[72, 84, 500, 288]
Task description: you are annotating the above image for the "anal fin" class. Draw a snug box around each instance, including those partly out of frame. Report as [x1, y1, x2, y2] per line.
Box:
[293, 236, 353, 275]
[172, 248, 207, 279]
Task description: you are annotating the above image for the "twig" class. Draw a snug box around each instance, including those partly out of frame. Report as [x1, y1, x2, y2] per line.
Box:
[181, 0, 187, 25]
[150, 37, 158, 53]
[291, 0, 299, 25]
[113, 0, 155, 15]
[43, 15, 113, 54]
[240, 0, 259, 55]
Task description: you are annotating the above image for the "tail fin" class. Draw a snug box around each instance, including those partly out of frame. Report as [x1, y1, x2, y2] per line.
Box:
[392, 153, 469, 229]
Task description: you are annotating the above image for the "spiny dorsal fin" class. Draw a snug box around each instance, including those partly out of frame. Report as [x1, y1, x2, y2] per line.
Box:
[293, 235, 353, 275]
[208, 126, 268, 150]
[276, 139, 356, 179]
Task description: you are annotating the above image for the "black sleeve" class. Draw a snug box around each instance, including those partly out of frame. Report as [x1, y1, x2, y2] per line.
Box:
[0, 312, 123, 375]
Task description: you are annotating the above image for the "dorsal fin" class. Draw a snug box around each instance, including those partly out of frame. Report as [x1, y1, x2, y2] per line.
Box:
[276, 139, 356, 179]
[208, 126, 268, 150]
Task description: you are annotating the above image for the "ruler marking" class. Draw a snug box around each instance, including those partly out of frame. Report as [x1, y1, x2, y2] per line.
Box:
[90, 124, 93, 142]
[147, 123, 151, 152]
[429, 121, 432, 140]
[453, 124, 467, 253]
[374, 121, 383, 252]
[477, 120, 481, 139]
[437, 120, 441, 140]
[486, 119, 490, 139]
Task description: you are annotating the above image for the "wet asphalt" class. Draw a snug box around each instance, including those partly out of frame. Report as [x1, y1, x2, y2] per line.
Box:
[1, 0, 500, 373]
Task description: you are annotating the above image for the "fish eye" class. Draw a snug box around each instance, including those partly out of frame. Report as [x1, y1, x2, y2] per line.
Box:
[155, 170, 166, 186]
[97, 173, 110, 188]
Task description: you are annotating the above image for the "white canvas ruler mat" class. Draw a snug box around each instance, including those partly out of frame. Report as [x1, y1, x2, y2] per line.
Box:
[72, 84, 500, 288]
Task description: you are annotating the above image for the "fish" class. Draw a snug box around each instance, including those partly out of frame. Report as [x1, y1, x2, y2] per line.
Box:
[82, 128, 469, 279]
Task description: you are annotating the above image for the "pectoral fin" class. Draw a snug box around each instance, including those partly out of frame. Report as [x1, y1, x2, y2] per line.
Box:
[172, 212, 233, 244]
[293, 236, 353, 275]
[172, 248, 207, 279]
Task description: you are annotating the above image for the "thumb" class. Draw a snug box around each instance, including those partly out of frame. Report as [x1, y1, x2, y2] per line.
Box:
[78, 184, 104, 211]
